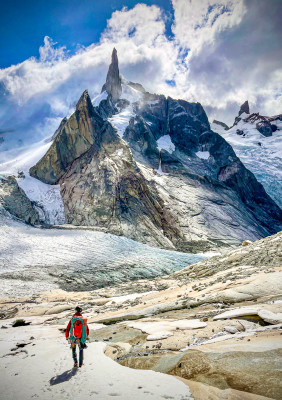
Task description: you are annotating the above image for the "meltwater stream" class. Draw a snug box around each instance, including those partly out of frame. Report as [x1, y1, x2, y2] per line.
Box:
[0, 212, 206, 297]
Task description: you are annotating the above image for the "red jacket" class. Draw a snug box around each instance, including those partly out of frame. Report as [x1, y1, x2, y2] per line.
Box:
[65, 312, 89, 339]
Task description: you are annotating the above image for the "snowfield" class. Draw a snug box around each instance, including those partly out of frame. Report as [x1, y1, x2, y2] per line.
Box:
[0, 323, 193, 400]
[212, 119, 282, 208]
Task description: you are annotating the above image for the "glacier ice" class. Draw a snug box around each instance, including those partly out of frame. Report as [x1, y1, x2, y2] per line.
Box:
[0, 212, 205, 297]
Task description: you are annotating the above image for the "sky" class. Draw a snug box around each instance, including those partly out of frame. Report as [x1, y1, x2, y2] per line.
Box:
[0, 0, 281, 152]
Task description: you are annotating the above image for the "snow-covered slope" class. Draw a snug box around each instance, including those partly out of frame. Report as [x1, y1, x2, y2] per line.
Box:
[0, 139, 65, 224]
[0, 324, 193, 400]
[211, 117, 282, 208]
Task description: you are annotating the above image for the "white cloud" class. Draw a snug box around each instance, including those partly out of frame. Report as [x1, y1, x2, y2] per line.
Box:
[0, 0, 281, 148]
[171, 0, 246, 57]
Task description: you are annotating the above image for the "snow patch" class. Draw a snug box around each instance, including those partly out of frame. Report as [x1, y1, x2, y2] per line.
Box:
[157, 135, 175, 154]
[17, 174, 65, 225]
[92, 91, 108, 107]
[196, 151, 210, 160]
[111, 291, 156, 304]
[156, 159, 169, 176]
[109, 106, 134, 138]
[116, 148, 123, 156]
[127, 319, 207, 340]
[0, 138, 66, 225]
[147, 332, 173, 341]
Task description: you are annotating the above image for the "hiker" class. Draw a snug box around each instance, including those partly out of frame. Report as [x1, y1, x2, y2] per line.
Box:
[65, 306, 89, 368]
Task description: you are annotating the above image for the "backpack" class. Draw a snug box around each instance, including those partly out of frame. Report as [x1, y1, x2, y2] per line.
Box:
[69, 317, 87, 344]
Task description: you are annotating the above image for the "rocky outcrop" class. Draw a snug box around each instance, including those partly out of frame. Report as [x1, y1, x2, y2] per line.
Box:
[101, 48, 122, 101]
[256, 120, 273, 137]
[233, 100, 250, 126]
[239, 100, 250, 116]
[0, 176, 40, 224]
[212, 120, 229, 130]
[30, 90, 110, 184]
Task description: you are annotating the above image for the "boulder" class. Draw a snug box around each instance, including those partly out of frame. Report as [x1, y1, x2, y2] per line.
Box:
[242, 240, 252, 246]
[224, 326, 238, 334]
[257, 310, 282, 325]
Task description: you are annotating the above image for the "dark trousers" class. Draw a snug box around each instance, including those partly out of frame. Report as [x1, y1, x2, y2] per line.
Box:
[71, 341, 83, 366]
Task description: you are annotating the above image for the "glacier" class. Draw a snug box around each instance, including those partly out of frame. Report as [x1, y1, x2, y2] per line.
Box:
[0, 211, 206, 298]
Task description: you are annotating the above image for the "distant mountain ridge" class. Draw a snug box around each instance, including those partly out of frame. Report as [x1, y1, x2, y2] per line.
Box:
[3, 49, 282, 251]
[211, 102, 282, 208]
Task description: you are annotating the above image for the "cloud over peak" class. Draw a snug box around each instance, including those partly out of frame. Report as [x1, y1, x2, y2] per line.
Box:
[0, 0, 281, 150]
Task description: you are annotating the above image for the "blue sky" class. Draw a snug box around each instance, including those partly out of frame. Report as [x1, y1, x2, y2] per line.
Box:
[0, 0, 172, 68]
[0, 0, 281, 153]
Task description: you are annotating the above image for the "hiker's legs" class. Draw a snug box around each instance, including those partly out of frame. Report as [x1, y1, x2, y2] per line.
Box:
[79, 342, 84, 366]
[71, 343, 77, 364]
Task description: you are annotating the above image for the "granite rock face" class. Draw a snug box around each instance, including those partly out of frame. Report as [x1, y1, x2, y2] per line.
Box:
[101, 48, 122, 101]
[29, 49, 282, 251]
[30, 90, 107, 184]
[0, 176, 40, 224]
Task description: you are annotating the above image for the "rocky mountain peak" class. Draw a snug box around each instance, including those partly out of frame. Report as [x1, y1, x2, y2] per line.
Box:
[76, 89, 93, 112]
[238, 100, 250, 116]
[233, 100, 250, 126]
[102, 48, 122, 101]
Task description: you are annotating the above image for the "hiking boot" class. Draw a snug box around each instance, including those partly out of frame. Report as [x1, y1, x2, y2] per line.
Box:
[73, 362, 78, 367]
[79, 363, 84, 368]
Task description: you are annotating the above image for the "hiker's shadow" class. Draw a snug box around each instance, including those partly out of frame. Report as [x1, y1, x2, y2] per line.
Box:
[50, 368, 78, 386]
